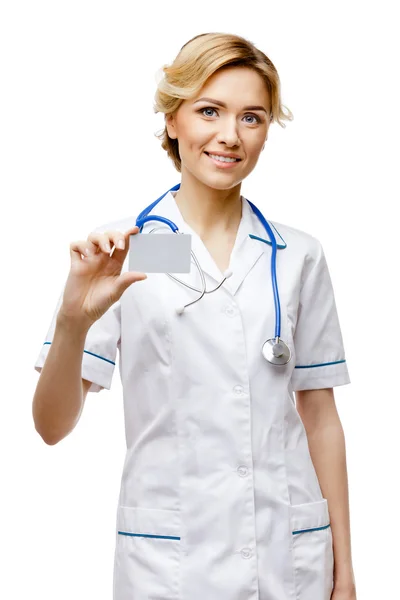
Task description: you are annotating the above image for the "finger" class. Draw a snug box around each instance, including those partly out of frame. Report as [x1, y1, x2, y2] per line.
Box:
[109, 227, 137, 255]
[87, 226, 140, 258]
[87, 231, 120, 255]
[124, 225, 140, 237]
[110, 225, 141, 257]
[70, 241, 93, 264]
[113, 270, 148, 298]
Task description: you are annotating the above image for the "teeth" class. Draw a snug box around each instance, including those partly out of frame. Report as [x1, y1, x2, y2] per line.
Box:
[208, 153, 238, 163]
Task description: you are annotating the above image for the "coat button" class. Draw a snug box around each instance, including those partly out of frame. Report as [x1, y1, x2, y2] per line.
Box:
[240, 547, 253, 559]
[237, 465, 249, 477]
[233, 385, 244, 395]
[223, 304, 236, 317]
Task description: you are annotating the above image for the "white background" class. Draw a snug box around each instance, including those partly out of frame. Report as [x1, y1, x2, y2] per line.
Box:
[1, 1, 398, 598]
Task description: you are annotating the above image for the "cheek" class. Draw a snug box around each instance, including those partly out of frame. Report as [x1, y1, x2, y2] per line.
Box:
[176, 124, 197, 145]
[247, 139, 265, 160]
[238, 141, 264, 174]
[178, 115, 210, 140]
[187, 122, 210, 146]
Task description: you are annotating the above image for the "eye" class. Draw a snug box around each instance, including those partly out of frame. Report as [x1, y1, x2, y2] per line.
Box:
[198, 107, 263, 124]
[198, 107, 218, 117]
[243, 114, 262, 124]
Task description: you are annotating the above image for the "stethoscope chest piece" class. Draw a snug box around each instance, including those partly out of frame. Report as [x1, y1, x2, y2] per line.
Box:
[262, 338, 291, 365]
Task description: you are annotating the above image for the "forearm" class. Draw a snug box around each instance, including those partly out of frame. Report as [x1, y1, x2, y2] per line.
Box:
[306, 419, 356, 588]
[32, 313, 90, 444]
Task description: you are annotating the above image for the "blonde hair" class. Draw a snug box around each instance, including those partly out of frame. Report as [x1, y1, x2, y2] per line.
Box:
[153, 32, 294, 172]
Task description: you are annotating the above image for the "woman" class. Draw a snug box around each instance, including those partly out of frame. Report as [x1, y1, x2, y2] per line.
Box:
[33, 32, 356, 600]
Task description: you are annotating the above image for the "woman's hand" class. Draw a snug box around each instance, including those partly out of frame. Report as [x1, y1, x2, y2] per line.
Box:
[59, 225, 147, 327]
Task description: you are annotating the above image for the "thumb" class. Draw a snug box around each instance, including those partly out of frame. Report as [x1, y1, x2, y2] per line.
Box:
[113, 270, 148, 299]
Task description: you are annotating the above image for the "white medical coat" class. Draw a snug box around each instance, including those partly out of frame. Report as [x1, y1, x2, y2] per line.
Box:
[34, 189, 351, 600]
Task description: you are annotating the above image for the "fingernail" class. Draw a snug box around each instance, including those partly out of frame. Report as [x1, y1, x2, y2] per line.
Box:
[105, 243, 111, 252]
[118, 239, 125, 249]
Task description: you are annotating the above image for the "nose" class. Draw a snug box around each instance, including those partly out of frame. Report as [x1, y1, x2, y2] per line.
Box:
[216, 116, 241, 147]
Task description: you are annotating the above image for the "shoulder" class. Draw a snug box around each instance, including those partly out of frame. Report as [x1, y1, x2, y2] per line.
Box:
[268, 218, 324, 263]
[91, 214, 138, 234]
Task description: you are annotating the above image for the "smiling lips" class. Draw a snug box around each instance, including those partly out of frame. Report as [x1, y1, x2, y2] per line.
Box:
[205, 151, 242, 168]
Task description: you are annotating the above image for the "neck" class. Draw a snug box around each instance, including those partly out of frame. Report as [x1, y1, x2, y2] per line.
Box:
[173, 169, 242, 239]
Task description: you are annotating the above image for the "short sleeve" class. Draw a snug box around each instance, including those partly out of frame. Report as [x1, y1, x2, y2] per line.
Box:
[33, 223, 122, 394]
[290, 238, 350, 391]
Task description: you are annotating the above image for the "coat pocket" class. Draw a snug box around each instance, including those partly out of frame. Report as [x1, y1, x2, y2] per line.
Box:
[114, 506, 181, 600]
[290, 498, 334, 600]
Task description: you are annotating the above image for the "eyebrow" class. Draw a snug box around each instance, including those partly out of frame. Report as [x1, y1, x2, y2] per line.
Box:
[193, 97, 269, 114]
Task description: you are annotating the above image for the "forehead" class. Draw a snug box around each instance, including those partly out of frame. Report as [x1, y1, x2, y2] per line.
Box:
[197, 66, 269, 104]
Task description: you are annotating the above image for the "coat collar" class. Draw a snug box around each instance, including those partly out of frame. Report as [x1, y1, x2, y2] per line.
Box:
[140, 189, 287, 297]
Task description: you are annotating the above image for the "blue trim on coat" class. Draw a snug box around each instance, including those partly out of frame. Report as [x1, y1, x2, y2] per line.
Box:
[294, 359, 346, 369]
[118, 531, 180, 540]
[43, 342, 116, 365]
[292, 523, 331, 535]
[249, 228, 287, 249]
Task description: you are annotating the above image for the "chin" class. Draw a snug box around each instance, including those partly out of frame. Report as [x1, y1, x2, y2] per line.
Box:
[195, 171, 243, 191]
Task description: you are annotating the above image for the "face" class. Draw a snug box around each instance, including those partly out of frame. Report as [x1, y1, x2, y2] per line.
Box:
[166, 66, 271, 190]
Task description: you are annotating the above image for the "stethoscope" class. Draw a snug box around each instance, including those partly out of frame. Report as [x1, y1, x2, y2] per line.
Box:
[136, 183, 291, 366]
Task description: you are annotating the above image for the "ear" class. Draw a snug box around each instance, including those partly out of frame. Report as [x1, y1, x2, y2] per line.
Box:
[165, 113, 178, 140]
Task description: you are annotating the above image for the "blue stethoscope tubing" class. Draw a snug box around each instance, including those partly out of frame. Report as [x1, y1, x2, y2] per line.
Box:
[136, 183, 291, 366]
